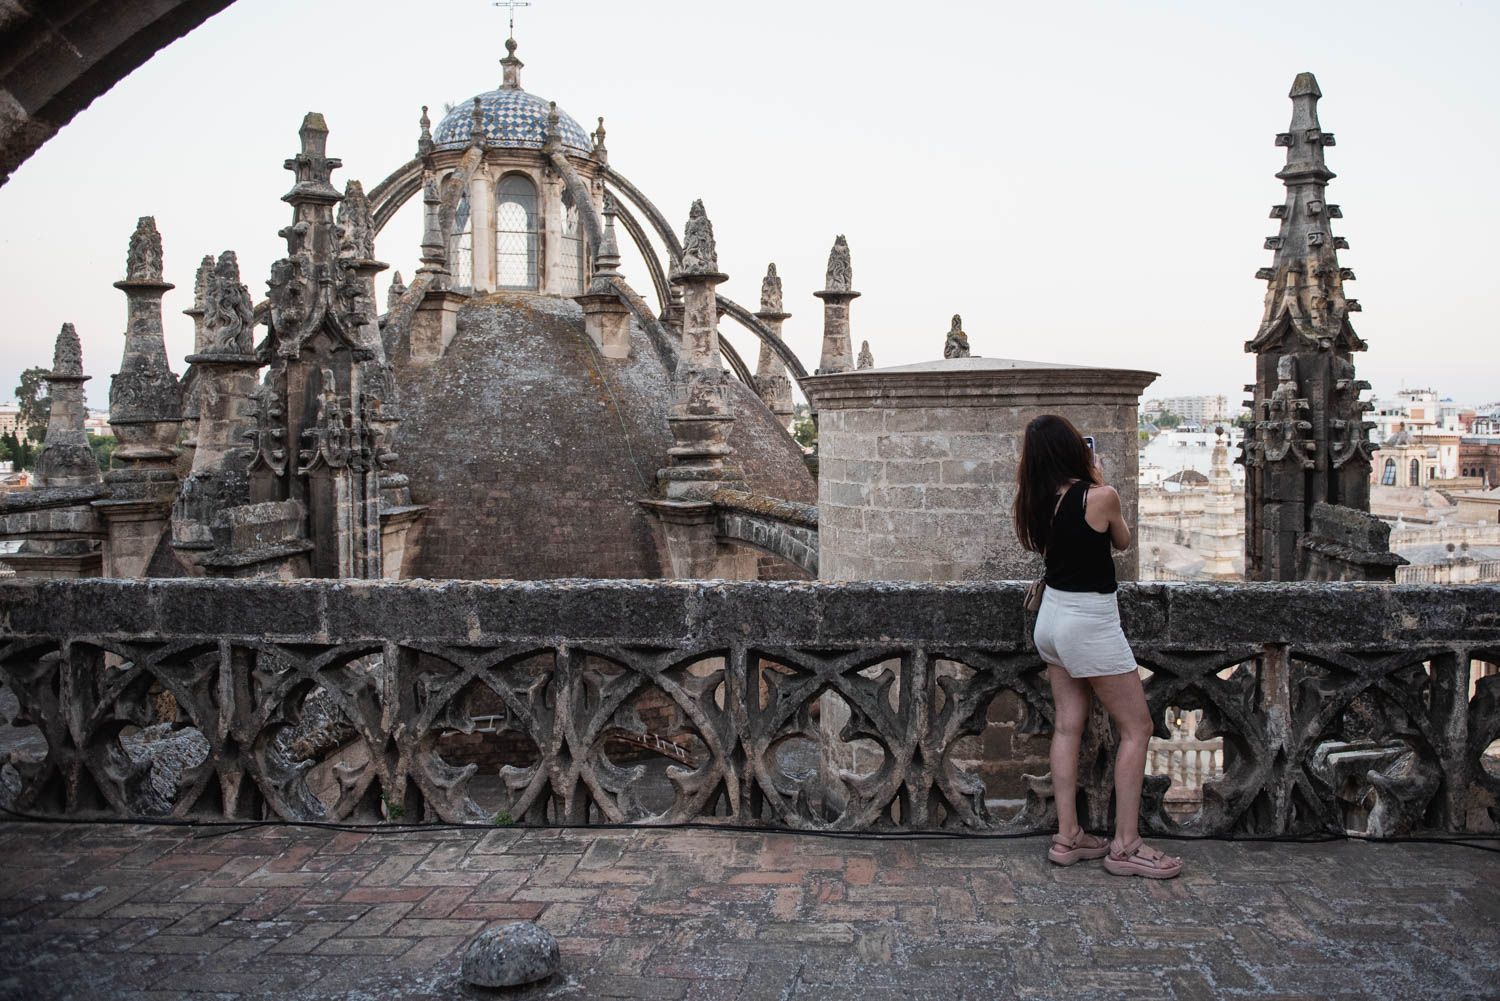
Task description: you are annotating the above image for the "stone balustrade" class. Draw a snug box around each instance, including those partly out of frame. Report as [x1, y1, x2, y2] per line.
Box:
[0, 578, 1496, 838]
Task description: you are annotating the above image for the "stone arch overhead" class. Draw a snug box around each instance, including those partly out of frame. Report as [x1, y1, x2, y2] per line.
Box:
[368, 158, 423, 234]
[0, 0, 237, 185]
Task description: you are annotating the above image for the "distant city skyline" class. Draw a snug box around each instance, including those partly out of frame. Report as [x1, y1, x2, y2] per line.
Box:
[0, 0, 1496, 406]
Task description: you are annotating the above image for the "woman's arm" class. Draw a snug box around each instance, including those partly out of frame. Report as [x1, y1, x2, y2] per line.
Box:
[1087, 485, 1132, 551]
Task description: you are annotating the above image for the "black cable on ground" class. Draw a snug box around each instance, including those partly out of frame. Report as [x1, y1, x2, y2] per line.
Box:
[3, 802, 1498, 854]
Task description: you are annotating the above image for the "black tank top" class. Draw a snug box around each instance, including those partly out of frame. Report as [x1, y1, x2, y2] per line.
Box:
[1043, 480, 1117, 594]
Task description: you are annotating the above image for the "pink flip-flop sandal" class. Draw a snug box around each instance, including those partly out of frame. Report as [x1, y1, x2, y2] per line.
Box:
[1103, 837, 1183, 879]
[1047, 829, 1111, 866]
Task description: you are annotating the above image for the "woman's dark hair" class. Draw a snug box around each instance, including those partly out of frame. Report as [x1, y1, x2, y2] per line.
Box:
[1013, 414, 1100, 554]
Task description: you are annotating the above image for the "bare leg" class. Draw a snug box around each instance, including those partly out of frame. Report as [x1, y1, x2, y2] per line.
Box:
[1087, 670, 1153, 845]
[1047, 664, 1091, 838]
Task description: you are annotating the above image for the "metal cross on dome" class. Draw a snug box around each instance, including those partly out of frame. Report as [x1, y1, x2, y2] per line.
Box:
[493, 0, 531, 38]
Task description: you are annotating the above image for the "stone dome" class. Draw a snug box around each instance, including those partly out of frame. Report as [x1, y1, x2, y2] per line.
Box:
[393, 294, 816, 580]
[432, 88, 591, 154]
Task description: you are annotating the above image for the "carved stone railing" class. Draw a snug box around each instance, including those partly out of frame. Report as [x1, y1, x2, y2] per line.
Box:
[0, 579, 1496, 837]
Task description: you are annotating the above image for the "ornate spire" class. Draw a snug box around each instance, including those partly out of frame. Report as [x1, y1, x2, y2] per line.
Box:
[822, 234, 852, 293]
[201, 251, 256, 356]
[590, 193, 623, 288]
[417, 176, 449, 288]
[759, 263, 784, 315]
[677, 199, 723, 278]
[387, 270, 407, 311]
[814, 234, 860, 374]
[417, 105, 433, 157]
[110, 217, 180, 425]
[752, 264, 793, 424]
[51, 321, 83, 378]
[282, 113, 341, 219]
[32, 323, 100, 489]
[857, 340, 874, 369]
[1247, 71, 1359, 354]
[591, 116, 608, 163]
[500, 36, 524, 90]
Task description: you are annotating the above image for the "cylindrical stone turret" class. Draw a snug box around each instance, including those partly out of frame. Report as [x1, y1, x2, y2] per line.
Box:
[804, 357, 1157, 582]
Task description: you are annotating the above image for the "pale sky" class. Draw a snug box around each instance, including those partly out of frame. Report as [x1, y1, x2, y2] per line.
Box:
[1, 0, 1497, 410]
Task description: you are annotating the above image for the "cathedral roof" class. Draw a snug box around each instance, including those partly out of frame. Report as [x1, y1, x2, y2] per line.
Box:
[431, 88, 591, 153]
[432, 37, 593, 155]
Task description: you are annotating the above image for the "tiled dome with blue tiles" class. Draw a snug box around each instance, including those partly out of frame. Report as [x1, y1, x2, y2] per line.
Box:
[433, 88, 591, 154]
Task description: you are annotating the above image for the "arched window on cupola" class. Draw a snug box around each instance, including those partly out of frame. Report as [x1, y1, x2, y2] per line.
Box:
[1409, 458, 1421, 486]
[450, 192, 474, 292]
[497, 173, 539, 290]
[1381, 458, 1396, 486]
[557, 187, 587, 295]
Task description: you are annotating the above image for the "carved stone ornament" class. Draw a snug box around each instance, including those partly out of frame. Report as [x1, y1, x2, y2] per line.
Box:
[943, 314, 971, 358]
[677, 199, 721, 277]
[337, 180, 376, 261]
[203, 251, 256, 355]
[125, 216, 165, 282]
[266, 252, 321, 358]
[760, 263, 784, 314]
[823, 234, 852, 292]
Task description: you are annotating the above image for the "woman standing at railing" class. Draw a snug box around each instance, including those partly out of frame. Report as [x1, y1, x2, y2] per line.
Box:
[1014, 414, 1183, 879]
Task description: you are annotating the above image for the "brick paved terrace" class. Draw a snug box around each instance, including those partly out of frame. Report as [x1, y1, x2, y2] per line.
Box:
[0, 820, 1496, 1001]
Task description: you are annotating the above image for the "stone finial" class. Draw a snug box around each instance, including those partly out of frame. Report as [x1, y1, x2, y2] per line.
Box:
[125, 216, 165, 283]
[501, 36, 524, 89]
[417, 105, 433, 157]
[282, 111, 342, 211]
[823, 234, 852, 292]
[857, 340, 874, 369]
[943, 314, 971, 358]
[51, 321, 84, 378]
[202, 251, 256, 356]
[387, 270, 407, 311]
[338, 180, 375, 260]
[191, 255, 213, 310]
[542, 101, 560, 152]
[591, 116, 608, 163]
[677, 200, 723, 278]
[759, 263, 784, 314]
[469, 97, 486, 146]
[299, 111, 330, 157]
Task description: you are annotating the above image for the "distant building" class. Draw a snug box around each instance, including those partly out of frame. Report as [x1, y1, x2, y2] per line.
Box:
[1144, 395, 1232, 425]
[83, 410, 112, 436]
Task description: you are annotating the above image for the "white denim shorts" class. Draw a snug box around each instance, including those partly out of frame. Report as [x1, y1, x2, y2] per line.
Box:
[1033, 587, 1138, 678]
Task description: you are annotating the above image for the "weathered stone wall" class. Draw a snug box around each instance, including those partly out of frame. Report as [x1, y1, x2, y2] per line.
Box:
[1, 577, 1495, 837]
[806, 361, 1156, 582]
